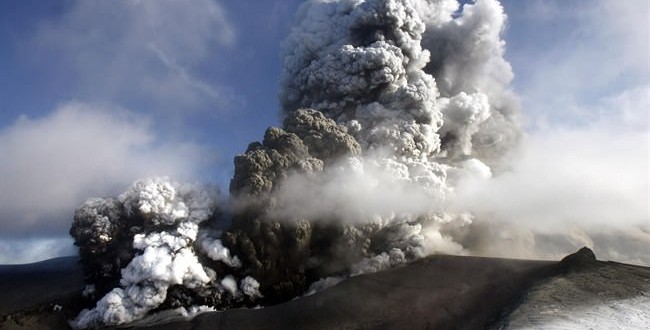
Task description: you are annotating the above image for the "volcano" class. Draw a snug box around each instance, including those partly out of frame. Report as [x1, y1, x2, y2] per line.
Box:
[1, 0, 647, 328]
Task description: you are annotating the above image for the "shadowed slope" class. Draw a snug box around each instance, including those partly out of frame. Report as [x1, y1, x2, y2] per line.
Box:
[1, 250, 649, 330]
[0, 257, 83, 315]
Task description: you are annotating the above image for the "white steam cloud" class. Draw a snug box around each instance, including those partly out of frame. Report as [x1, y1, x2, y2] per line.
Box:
[450, 86, 650, 265]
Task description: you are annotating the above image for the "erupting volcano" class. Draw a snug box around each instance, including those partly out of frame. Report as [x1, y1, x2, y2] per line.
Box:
[68, 0, 523, 327]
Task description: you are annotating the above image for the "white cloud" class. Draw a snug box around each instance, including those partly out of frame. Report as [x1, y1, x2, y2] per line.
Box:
[30, 0, 236, 111]
[0, 101, 210, 237]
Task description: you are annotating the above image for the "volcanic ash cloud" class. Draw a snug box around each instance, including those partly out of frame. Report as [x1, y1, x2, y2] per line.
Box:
[226, 0, 518, 301]
[69, 0, 521, 327]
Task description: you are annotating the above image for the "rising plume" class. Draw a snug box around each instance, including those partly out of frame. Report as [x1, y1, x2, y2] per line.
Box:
[70, 0, 525, 327]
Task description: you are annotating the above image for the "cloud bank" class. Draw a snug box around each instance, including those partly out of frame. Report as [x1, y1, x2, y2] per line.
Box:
[0, 102, 209, 241]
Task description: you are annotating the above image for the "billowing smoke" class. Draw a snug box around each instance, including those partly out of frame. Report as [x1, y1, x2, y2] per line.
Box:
[225, 0, 518, 301]
[70, 178, 260, 328]
[280, 0, 519, 168]
[70, 0, 524, 327]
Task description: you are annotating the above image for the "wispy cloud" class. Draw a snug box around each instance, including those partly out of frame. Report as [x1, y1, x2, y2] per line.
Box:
[29, 0, 236, 112]
[147, 43, 227, 104]
[0, 0, 238, 262]
[505, 0, 649, 126]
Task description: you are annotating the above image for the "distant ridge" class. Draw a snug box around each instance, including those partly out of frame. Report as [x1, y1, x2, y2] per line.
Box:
[0, 256, 79, 269]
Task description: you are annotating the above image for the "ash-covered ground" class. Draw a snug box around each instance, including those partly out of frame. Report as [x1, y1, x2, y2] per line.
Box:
[1, 248, 649, 330]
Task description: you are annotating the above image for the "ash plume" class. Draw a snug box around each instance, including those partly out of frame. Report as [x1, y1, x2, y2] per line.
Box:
[280, 0, 519, 167]
[70, 0, 524, 327]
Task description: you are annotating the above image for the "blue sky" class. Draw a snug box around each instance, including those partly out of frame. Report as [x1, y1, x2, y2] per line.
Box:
[0, 0, 648, 263]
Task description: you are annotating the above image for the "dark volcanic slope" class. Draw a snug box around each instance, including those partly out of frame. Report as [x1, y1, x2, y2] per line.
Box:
[0, 257, 83, 315]
[2, 251, 649, 330]
[130, 255, 555, 330]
